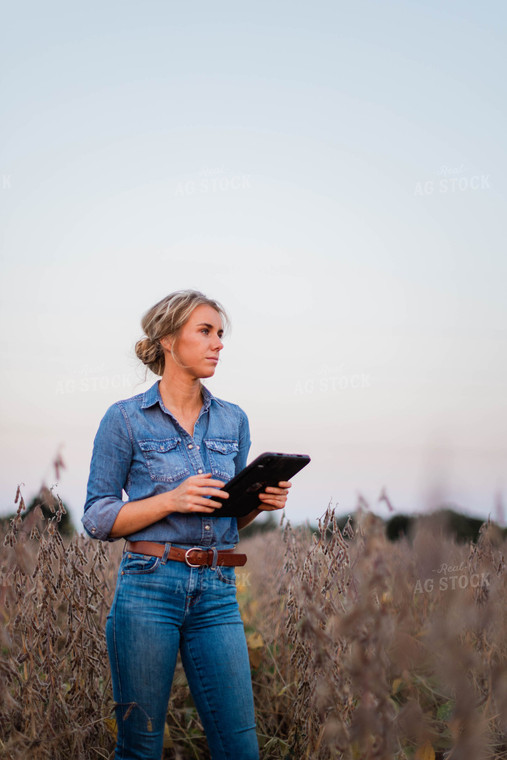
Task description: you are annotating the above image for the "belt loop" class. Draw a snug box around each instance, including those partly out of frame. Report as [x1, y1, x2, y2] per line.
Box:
[210, 547, 218, 571]
[161, 542, 172, 564]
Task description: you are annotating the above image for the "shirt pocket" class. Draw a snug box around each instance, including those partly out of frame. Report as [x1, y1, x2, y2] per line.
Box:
[138, 437, 191, 484]
[204, 438, 239, 481]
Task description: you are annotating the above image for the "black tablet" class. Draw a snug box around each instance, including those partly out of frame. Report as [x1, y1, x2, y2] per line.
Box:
[216, 452, 311, 518]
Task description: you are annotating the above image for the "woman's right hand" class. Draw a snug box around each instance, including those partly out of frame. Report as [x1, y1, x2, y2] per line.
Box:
[167, 472, 229, 514]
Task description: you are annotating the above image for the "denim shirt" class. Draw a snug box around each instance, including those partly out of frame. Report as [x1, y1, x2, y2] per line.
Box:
[82, 380, 251, 548]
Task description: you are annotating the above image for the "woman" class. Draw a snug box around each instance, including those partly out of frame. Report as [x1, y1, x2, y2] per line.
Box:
[82, 290, 291, 760]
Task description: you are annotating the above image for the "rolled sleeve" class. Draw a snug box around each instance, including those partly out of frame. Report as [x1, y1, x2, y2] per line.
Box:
[82, 403, 133, 541]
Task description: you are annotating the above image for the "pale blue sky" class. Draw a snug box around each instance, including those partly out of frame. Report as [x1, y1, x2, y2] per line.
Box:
[1, 1, 506, 529]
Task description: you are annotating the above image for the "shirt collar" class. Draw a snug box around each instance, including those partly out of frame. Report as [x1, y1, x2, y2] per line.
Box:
[141, 380, 224, 410]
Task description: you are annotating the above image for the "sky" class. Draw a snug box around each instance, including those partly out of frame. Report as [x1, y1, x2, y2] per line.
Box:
[1, 0, 506, 531]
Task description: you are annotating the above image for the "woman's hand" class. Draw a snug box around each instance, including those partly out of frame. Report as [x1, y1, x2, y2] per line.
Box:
[257, 480, 292, 511]
[167, 472, 229, 514]
[236, 481, 292, 530]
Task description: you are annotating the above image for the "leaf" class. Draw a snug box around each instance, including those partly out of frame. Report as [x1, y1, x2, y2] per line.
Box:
[104, 717, 117, 739]
[163, 722, 173, 748]
[247, 632, 264, 650]
[247, 631, 265, 669]
[248, 649, 263, 668]
[414, 741, 435, 760]
[437, 700, 455, 722]
[392, 678, 403, 694]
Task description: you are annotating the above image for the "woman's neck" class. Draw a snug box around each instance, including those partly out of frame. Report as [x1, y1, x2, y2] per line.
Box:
[158, 370, 203, 416]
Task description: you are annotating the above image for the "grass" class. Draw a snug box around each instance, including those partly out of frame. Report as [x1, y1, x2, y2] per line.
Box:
[1, 487, 507, 759]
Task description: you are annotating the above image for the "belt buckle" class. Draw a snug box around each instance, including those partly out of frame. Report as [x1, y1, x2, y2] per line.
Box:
[184, 547, 203, 567]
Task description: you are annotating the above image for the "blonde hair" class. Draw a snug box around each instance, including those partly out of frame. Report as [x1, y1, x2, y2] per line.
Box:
[135, 290, 229, 376]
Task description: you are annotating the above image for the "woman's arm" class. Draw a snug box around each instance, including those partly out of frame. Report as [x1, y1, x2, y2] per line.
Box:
[109, 473, 229, 538]
[83, 404, 134, 540]
[237, 507, 263, 531]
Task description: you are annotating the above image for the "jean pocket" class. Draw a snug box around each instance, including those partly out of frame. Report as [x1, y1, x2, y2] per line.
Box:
[215, 565, 237, 586]
[121, 552, 161, 575]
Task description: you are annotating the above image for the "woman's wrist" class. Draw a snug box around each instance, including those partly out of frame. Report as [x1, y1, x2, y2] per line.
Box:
[163, 489, 176, 516]
[237, 506, 262, 530]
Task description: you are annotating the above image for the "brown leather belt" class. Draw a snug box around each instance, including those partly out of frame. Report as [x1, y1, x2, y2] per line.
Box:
[125, 540, 247, 567]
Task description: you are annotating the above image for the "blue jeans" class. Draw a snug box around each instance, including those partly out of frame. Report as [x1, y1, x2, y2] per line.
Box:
[106, 546, 259, 760]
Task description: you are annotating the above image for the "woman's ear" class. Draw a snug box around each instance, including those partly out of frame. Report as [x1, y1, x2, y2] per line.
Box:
[159, 336, 172, 352]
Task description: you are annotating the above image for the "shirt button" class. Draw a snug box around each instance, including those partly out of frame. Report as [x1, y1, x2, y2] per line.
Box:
[196, 445, 200, 450]
[188, 444, 193, 449]
[197, 468, 203, 474]
[204, 525, 210, 531]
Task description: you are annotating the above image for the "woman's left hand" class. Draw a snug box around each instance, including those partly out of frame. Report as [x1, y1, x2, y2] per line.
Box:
[257, 481, 292, 511]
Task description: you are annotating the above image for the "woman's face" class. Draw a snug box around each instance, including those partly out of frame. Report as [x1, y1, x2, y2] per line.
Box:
[162, 304, 224, 378]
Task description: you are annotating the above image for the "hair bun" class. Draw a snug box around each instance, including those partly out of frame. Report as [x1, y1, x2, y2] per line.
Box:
[134, 337, 164, 376]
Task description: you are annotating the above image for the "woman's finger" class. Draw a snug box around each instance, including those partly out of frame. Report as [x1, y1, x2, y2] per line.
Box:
[196, 487, 229, 499]
[190, 475, 226, 489]
[258, 495, 287, 509]
[189, 496, 223, 509]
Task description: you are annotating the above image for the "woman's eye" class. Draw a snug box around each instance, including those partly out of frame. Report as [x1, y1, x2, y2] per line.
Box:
[201, 328, 209, 335]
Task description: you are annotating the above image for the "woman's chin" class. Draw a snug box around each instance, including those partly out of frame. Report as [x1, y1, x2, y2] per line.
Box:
[194, 366, 217, 379]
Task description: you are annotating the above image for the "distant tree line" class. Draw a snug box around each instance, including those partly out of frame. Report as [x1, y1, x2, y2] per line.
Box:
[240, 507, 506, 544]
[2, 494, 503, 546]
